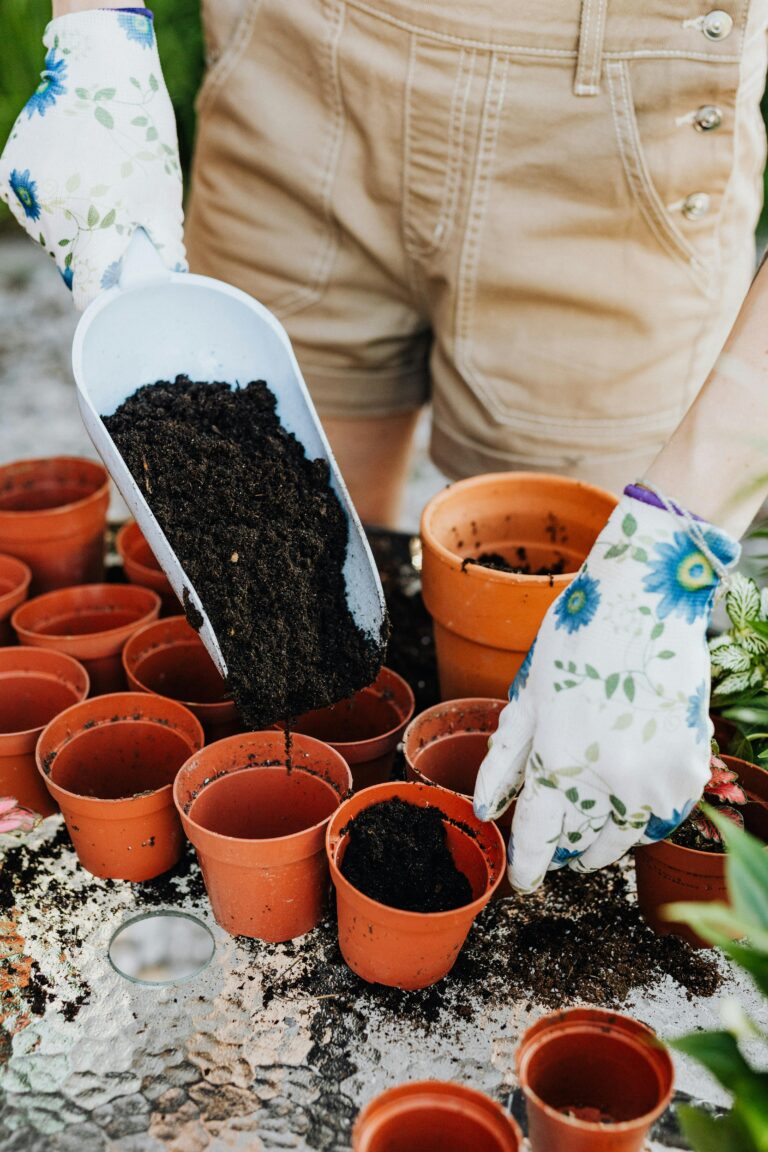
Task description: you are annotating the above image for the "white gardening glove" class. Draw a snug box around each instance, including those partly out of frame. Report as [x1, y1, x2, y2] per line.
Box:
[0, 9, 186, 309]
[473, 488, 740, 893]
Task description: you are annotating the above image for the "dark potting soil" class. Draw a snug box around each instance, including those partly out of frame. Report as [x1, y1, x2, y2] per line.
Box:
[670, 818, 727, 854]
[103, 377, 387, 728]
[339, 797, 472, 912]
[462, 547, 567, 576]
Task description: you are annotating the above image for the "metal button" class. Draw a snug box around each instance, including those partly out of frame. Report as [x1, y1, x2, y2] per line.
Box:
[701, 10, 734, 40]
[693, 104, 723, 131]
[682, 192, 711, 220]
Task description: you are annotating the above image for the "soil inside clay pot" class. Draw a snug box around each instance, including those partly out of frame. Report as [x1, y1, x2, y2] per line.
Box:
[462, 547, 567, 576]
[669, 818, 726, 854]
[340, 796, 472, 912]
[103, 378, 386, 728]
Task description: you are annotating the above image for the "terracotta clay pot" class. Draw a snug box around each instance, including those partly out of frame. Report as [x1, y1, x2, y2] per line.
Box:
[0, 457, 110, 593]
[36, 691, 203, 881]
[0, 648, 89, 816]
[420, 473, 616, 699]
[116, 521, 177, 612]
[0, 554, 31, 645]
[13, 583, 161, 696]
[174, 731, 352, 941]
[123, 615, 242, 741]
[516, 1008, 674, 1152]
[353, 1081, 522, 1151]
[326, 780, 505, 989]
[286, 667, 415, 792]
[634, 755, 768, 948]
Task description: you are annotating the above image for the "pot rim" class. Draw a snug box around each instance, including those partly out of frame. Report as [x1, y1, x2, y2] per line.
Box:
[0, 554, 32, 606]
[0, 456, 110, 521]
[403, 696, 506, 787]
[420, 471, 614, 585]
[0, 649, 90, 741]
[122, 615, 234, 715]
[288, 666, 416, 752]
[13, 583, 161, 644]
[36, 690, 204, 805]
[353, 1080, 522, 1149]
[175, 731, 353, 847]
[326, 780, 505, 922]
[116, 520, 166, 574]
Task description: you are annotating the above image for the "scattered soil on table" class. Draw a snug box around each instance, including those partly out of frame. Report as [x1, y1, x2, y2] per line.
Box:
[104, 378, 387, 728]
[462, 547, 567, 576]
[340, 798, 472, 912]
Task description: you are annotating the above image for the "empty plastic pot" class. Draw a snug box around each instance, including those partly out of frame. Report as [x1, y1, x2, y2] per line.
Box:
[353, 1081, 522, 1151]
[0, 554, 31, 645]
[174, 731, 353, 941]
[116, 520, 177, 612]
[0, 457, 110, 593]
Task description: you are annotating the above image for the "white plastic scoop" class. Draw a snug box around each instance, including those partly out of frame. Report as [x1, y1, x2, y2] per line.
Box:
[71, 230, 387, 679]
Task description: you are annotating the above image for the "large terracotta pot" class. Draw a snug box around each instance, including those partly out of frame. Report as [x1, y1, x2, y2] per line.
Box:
[634, 755, 768, 948]
[13, 583, 161, 695]
[0, 457, 109, 593]
[0, 554, 31, 645]
[420, 473, 616, 699]
[353, 1082, 522, 1151]
[36, 692, 203, 881]
[174, 731, 352, 942]
[326, 781, 505, 989]
[0, 647, 89, 816]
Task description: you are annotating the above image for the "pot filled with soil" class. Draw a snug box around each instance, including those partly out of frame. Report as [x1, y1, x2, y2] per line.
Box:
[0, 648, 89, 817]
[634, 753, 768, 948]
[420, 473, 616, 699]
[516, 1008, 674, 1152]
[36, 691, 203, 881]
[123, 615, 242, 742]
[326, 780, 505, 989]
[174, 731, 352, 941]
[116, 520, 177, 612]
[13, 583, 161, 695]
[353, 1081, 522, 1152]
[280, 666, 415, 792]
[0, 554, 31, 645]
[0, 457, 110, 593]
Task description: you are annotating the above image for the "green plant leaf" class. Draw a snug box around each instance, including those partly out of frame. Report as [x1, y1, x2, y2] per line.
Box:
[610, 794, 627, 816]
[651, 622, 665, 640]
[146, 127, 158, 141]
[75, 86, 89, 99]
[99, 209, 116, 229]
[585, 743, 599, 763]
[585, 664, 599, 679]
[671, 1030, 752, 1093]
[605, 673, 619, 699]
[613, 714, 632, 731]
[94, 106, 114, 130]
[638, 605, 652, 615]
[94, 87, 116, 100]
[131, 115, 148, 126]
[604, 542, 628, 559]
[149, 72, 159, 91]
[622, 513, 637, 537]
[657, 650, 675, 660]
[86, 204, 99, 227]
[643, 718, 657, 742]
[57, 238, 69, 247]
[713, 810, 768, 930]
[581, 799, 596, 809]
[632, 547, 648, 563]
[677, 1105, 747, 1152]
[623, 676, 635, 703]
[565, 787, 579, 803]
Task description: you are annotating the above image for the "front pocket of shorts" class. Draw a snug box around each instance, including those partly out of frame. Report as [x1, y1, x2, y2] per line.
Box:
[196, 0, 267, 117]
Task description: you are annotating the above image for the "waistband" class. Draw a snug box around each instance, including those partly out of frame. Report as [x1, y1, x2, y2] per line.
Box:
[344, 0, 756, 61]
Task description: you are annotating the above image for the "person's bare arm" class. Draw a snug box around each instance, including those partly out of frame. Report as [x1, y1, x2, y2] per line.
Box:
[644, 258, 768, 538]
[53, 0, 125, 13]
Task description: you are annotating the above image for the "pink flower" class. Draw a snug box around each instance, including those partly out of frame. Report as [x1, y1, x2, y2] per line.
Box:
[0, 797, 40, 834]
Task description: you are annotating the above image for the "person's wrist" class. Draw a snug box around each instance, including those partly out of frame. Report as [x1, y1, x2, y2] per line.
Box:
[52, 0, 132, 14]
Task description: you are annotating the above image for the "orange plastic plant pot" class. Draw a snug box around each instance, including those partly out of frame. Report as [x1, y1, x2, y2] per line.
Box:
[284, 667, 415, 792]
[13, 583, 161, 695]
[0, 554, 32, 645]
[326, 781, 505, 989]
[516, 1008, 674, 1152]
[0, 457, 110, 594]
[116, 521, 178, 612]
[634, 754, 768, 948]
[36, 691, 203, 881]
[123, 615, 242, 741]
[174, 731, 353, 942]
[0, 647, 89, 816]
[420, 473, 616, 699]
[353, 1081, 523, 1151]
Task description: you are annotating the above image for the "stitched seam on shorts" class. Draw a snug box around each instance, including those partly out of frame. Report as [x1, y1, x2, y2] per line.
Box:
[195, 0, 264, 118]
[606, 60, 712, 293]
[454, 53, 508, 416]
[344, 1, 743, 61]
[574, 0, 607, 96]
[403, 43, 474, 262]
[433, 404, 688, 441]
[269, 0, 347, 316]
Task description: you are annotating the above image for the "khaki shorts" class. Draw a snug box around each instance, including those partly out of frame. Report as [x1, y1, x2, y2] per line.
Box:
[186, 0, 767, 491]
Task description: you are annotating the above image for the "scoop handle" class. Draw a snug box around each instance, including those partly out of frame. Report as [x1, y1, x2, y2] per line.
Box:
[119, 228, 175, 291]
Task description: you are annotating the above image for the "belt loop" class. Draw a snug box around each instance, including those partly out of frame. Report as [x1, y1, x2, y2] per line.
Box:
[574, 0, 608, 96]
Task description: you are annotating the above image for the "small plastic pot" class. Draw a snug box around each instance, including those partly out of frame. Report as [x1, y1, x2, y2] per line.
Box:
[420, 473, 616, 699]
[0, 457, 110, 594]
[123, 615, 242, 742]
[0, 648, 89, 816]
[174, 731, 353, 941]
[326, 780, 505, 989]
[36, 692, 203, 881]
[353, 1081, 522, 1151]
[0, 554, 31, 645]
[516, 1008, 674, 1152]
[13, 583, 161, 696]
[286, 667, 415, 792]
[634, 755, 768, 948]
[116, 521, 177, 612]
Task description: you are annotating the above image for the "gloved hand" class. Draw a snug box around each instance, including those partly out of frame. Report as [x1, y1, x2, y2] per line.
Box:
[473, 486, 740, 893]
[0, 9, 186, 309]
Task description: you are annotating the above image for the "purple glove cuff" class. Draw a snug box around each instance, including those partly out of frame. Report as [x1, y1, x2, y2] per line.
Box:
[624, 483, 703, 522]
[108, 8, 153, 15]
